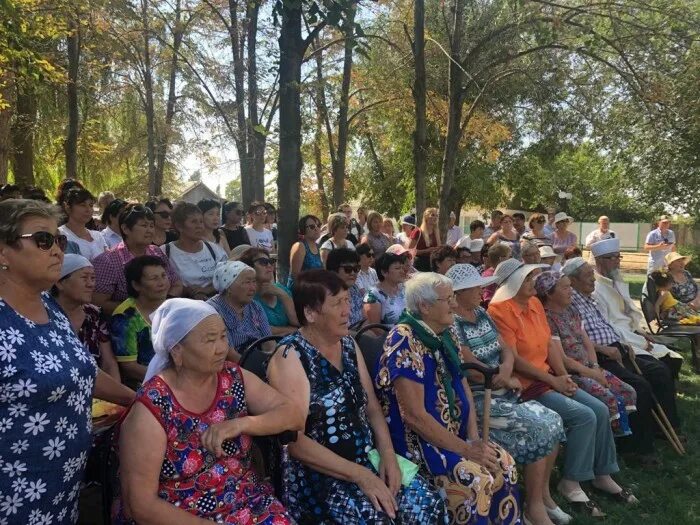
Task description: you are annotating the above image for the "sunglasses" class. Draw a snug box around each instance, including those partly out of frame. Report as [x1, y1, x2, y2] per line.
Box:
[366, 252, 375, 258]
[17, 231, 68, 252]
[155, 211, 171, 219]
[340, 264, 361, 274]
[123, 205, 154, 222]
[254, 257, 275, 266]
[254, 209, 267, 216]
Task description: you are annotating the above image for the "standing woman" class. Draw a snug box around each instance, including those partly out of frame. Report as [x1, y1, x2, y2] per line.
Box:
[145, 198, 178, 246]
[551, 213, 578, 256]
[320, 213, 355, 265]
[220, 201, 251, 250]
[198, 198, 231, 255]
[487, 214, 521, 260]
[521, 213, 553, 249]
[361, 210, 393, 259]
[0, 199, 133, 525]
[59, 187, 108, 260]
[288, 214, 323, 287]
[408, 207, 441, 272]
[100, 198, 127, 249]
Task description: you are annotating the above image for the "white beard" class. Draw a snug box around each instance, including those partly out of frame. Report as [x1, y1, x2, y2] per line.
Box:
[607, 268, 623, 283]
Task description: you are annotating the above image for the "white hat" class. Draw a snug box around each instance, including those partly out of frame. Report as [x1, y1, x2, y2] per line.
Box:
[212, 261, 255, 293]
[554, 212, 573, 224]
[590, 238, 620, 258]
[446, 264, 496, 291]
[491, 259, 549, 303]
[455, 236, 472, 249]
[562, 257, 587, 276]
[60, 254, 92, 280]
[538, 245, 556, 259]
[469, 238, 485, 252]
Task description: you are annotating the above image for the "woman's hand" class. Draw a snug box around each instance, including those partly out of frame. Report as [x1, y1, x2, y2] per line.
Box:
[587, 367, 609, 388]
[549, 374, 577, 396]
[463, 440, 499, 475]
[378, 452, 402, 496]
[353, 466, 397, 519]
[491, 372, 509, 389]
[200, 418, 247, 458]
[506, 377, 522, 393]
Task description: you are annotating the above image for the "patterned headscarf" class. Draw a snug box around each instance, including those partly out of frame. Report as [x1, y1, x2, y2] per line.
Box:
[534, 270, 563, 297]
[212, 261, 255, 293]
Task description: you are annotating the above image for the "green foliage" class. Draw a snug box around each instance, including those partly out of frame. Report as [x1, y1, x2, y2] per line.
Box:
[225, 178, 242, 202]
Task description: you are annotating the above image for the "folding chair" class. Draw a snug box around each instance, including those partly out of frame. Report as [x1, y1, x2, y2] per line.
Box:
[354, 323, 391, 376]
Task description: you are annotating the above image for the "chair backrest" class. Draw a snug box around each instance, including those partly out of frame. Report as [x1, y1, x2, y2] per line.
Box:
[640, 294, 660, 334]
[239, 335, 283, 380]
[645, 275, 659, 304]
[354, 324, 391, 376]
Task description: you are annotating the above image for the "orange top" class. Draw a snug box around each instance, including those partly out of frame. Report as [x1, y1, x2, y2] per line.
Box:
[488, 297, 552, 388]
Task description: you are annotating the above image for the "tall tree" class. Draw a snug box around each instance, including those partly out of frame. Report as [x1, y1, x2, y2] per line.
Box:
[64, 7, 80, 180]
[10, 83, 37, 186]
[411, 0, 427, 220]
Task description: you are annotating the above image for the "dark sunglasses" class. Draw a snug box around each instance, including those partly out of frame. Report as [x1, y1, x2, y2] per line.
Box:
[123, 205, 154, 222]
[340, 264, 361, 274]
[367, 252, 375, 258]
[155, 211, 171, 219]
[254, 257, 275, 267]
[17, 231, 68, 252]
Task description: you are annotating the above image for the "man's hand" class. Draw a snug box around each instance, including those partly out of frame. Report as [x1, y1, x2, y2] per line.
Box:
[600, 345, 622, 363]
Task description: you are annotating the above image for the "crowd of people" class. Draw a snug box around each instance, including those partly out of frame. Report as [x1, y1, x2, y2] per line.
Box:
[0, 179, 697, 525]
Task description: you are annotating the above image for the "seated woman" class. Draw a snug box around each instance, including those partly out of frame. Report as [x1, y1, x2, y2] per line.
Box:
[447, 264, 567, 525]
[198, 198, 231, 255]
[320, 213, 355, 266]
[363, 251, 408, 326]
[288, 214, 323, 288]
[53, 254, 121, 381]
[521, 243, 541, 265]
[481, 243, 511, 307]
[355, 242, 379, 293]
[486, 214, 521, 260]
[375, 272, 520, 525]
[666, 252, 700, 310]
[430, 245, 458, 275]
[58, 187, 108, 260]
[266, 270, 448, 524]
[326, 247, 366, 327]
[207, 261, 274, 354]
[537, 271, 638, 436]
[520, 213, 553, 249]
[116, 298, 302, 524]
[239, 247, 300, 336]
[651, 269, 700, 324]
[488, 259, 637, 518]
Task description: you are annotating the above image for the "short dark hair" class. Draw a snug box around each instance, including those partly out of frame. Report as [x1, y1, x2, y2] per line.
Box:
[55, 179, 84, 206]
[430, 245, 457, 271]
[118, 203, 154, 237]
[292, 269, 348, 326]
[145, 198, 173, 212]
[298, 214, 321, 235]
[470, 219, 485, 233]
[197, 198, 221, 216]
[326, 248, 359, 272]
[238, 247, 270, 268]
[125, 255, 167, 297]
[222, 201, 242, 217]
[456, 247, 471, 257]
[490, 210, 504, 219]
[374, 252, 405, 282]
[355, 243, 373, 257]
[65, 187, 95, 207]
[248, 200, 266, 214]
[172, 202, 201, 229]
[101, 198, 126, 225]
[650, 270, 674, 289]
[563, 246, 582, 260]
[513, 212, 525, 220]
[22, 186, 49, 202]
[1, 184, 20, 197]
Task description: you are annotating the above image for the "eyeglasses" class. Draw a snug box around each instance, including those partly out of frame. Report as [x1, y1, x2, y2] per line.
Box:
[155, 211, 171, 219]
[367, 252, 375, 258]
[254, 209, 267, 216]
[340, 264, 361, 274]
[254, 257, 275, 267]
[600, 254, 623, 260]
[306, 223, 319, 230]
[435, 293, 456, 303]
[17, 231, 68, 252]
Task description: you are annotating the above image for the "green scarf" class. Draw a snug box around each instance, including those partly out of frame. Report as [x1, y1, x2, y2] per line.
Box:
[397, 310, 464, 423]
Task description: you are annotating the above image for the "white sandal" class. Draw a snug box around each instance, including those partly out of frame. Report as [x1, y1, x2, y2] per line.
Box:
[545, 505, 573, 525]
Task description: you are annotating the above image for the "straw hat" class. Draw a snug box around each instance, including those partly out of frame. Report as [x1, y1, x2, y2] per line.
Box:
[665, 252, 691, 267]
[446, 264, 496, 291]
[491, 259, 549, 303]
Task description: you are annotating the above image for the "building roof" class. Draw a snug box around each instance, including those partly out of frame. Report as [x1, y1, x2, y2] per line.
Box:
[178, 181, 221, 202]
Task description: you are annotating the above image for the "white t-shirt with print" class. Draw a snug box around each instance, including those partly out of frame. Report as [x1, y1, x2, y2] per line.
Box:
[161, 241, 227, 287]
[245, 226, 274, 251]
[59, 225, 108, 261]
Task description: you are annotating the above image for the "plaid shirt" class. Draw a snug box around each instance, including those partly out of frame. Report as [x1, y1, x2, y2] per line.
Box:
[570, 289, 619, 345]
[93, 242, 180, 302]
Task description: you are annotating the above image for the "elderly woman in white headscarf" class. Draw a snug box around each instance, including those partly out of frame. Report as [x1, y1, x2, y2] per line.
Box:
[116, 298, 303, 524]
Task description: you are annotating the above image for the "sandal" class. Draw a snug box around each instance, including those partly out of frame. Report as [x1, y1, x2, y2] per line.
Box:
[592, 485, 639, 505]
[568, 500, 606, 519]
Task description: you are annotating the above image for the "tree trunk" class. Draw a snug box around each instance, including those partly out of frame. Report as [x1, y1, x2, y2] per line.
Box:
[10, 84, 36, 187]
[154, 0, 183, 191]
[314, 50, 330, 220]
[141, 0, 158, 196]
[0, 72, 14, 184]
[332, 1, 356, 208]
[246, 0, 266, 201]
[412, 0, 427, 220]
[65, 13, 80, 180]
[276, 4, 304, 283]
[438, 0, 465, 238]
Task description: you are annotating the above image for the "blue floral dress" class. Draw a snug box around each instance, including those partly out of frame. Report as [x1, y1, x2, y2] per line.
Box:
[349, 284, 366, 327]
[375, 324, 521, 525]
[363, 286, 405, 326]
[0, 294, 98, 524]
[278, 332, 448, 524]
[453, 309, 565, 464]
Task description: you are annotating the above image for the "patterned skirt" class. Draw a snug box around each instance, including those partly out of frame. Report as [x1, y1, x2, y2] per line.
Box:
[572, 370, 636, 436]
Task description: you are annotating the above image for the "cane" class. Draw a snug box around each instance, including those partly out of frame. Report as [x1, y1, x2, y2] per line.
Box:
[628, 356, 685, 455]
[460, 362, 499, 440]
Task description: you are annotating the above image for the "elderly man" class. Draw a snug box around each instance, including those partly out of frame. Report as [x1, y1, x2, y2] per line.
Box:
[644, 216, 676, 273]
[585, 216, 616, 249]
[564, 256, 681, 464]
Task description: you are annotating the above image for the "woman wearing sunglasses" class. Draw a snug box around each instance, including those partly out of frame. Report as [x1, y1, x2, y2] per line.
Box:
[288, 213, 323, 288]
[145, 198, 178, 246]
[0, 199, 135, 525]
[58, 187, 108, 261]
[326, 247, 366, 328]
[220, 201, 251, 250]
[320, 212, 355, 266]
[521, 212, 554, 249]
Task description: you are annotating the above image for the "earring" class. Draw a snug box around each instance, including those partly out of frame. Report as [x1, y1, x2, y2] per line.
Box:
[0, 265, 7, 271]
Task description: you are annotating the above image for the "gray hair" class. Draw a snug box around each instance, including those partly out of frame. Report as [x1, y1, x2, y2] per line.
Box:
[405, 272, 453, 314]
[521, 243, 539, 256]
[0, 199, 60, 245]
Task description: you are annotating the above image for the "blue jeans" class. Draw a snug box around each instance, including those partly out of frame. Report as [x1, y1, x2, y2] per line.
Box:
[537, 388, 619, 481]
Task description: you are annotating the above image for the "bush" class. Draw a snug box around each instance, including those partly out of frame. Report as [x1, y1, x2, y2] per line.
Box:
[677, 245, 700, 278]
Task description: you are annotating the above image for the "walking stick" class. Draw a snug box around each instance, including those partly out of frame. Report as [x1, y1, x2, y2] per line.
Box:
[629, 355, 685, 455]
[460, 362, 499, 440]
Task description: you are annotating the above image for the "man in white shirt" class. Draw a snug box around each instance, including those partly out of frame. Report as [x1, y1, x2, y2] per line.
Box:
[396, 214, 416, 247]
[585, 216, 616, 248]
[445, 211, 462, 247]
[644, 216, 676, 273]
[245, 201, 274, 252]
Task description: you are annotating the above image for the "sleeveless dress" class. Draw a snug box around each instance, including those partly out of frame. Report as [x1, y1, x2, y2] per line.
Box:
[113, 362, 292, 524]
[278, 332, 448, 524]
[287, 240, 323, 289]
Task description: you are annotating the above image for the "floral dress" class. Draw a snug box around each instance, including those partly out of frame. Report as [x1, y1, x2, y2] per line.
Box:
[453, 309, 564, 464]
[545, 306, 636, 436]
[363, 286, 406, 326]
[278, 332, 448, 524]
[349, 284, 366, 327]
[375, 324, 521, 525]
[0, 293, 98, 525]
[113, 361, 291, 524]
[670, 270, 699, 304]
[77, 303, 110, 362]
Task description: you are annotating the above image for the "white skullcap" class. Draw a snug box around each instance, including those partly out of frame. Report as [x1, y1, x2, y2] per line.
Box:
[143, 298, 219, 382]
[562, 257, 586, 276]
[60, 254, 92, 280]
[590, 238, 620, 258]
[212, 261, 254, 293]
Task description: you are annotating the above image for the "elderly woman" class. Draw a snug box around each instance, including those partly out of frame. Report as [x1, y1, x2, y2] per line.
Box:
[447, 264, 567, 525]
[267, 270, 448, 523]
[53, 254, 121, 381]
[320, 212, 355, 265]
[521, 213, 553, 248]
[288, 214, 323, 287]
[430, 244, 458, 274]
[488, 259, 636, 518]
[58, 187, 108, 260]
[116, 298, 301, 524]
[239, 247, 300, 336]
[362, 210, 394, 259]
[665, 252, 700, 309]
[486, 214, 521, 260]
[536, 271, 637, 437]
[145, 197, 178, 246]
[326, 247, 366, 327]
[481, 243, 511, 307]
[163, 202, 228, 300]
[521, 243, 541, 265]
[93, 203, 182, 313]
[375, 272, 520, 524]
[0, 199, 133, 525]
[207, 261, 274, 353]
[408, 207, 441, 271]
[364, 251, 408, 326]
[551, 213, 577, 256]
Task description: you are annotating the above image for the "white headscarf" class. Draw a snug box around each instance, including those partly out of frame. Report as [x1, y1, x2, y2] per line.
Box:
[143, 298, 220, 382]
[212, 260, 254, 294]
[60, 254, 92, 279]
